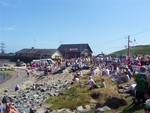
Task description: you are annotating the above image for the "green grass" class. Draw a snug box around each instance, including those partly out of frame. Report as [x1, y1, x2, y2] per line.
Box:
[110, 44, 150, 56]
[46, 73, 144, 113]
[46, 84, 91, 110]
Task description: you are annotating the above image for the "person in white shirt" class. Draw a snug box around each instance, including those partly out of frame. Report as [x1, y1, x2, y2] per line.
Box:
[87, 76, 99, 89]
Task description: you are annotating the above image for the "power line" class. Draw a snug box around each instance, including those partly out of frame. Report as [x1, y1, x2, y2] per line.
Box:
[92, 36, 127, 48]
[131, 28, 150, 36]
[92, 27, 150, 48]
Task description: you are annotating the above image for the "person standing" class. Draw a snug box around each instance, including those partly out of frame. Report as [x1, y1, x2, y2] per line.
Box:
[135, 66, 148, 104]
[27, 69, 30, 77]
[15, 84, 20, 91]
[16, 72, 19, 77]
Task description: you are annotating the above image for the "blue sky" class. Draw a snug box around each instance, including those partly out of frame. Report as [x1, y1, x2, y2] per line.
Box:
[0, 0, 150, 55]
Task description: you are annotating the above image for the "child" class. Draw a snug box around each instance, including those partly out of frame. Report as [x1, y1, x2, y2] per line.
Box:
[17, 72, 19, 77]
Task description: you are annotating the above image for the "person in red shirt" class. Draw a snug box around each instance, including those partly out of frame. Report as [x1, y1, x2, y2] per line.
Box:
[135, 60, 141, 66]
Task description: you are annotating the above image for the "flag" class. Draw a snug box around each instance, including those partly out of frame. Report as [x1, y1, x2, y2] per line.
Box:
[134, 38, 137, 44]
[125, 45, 127, 48]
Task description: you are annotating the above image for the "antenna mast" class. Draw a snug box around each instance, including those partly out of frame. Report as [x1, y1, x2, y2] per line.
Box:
[0, 42, 5, 54]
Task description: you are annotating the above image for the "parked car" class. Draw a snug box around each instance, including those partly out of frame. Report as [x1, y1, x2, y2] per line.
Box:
[16, 61, 26, 67]
[71, 64, 82, 72]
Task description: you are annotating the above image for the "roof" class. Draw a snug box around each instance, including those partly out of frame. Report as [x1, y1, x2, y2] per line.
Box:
[16, 49, 39, 54]
[35, 49, 57, 55]
[58, 44, 93, 53]
[16, 48, 58, 55]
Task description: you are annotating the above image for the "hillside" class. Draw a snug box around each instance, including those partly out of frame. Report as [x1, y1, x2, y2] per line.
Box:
[110, 45, 150, 56]
[46, 72, 144, 113]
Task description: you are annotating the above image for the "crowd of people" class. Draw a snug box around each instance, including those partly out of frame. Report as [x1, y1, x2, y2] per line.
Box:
[95, 55, 150, 105]
[0, 54, 150, 112]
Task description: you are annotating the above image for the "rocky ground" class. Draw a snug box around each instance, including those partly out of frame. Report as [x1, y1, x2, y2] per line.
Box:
[0, 67, 112, 113]
[0, 67, 74, 113]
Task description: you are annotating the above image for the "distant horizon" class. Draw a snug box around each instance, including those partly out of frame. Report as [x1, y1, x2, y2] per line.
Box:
[2, 43, 150, 56]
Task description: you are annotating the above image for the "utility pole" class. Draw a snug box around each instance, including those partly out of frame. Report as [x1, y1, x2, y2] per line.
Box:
[34, 38, 36, 48]
[127, 35, 130, 57]
[0, 42, 5, 54]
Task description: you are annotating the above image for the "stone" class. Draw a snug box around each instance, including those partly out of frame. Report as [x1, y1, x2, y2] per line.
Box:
[96, 106, 111, 112]
[95, 102, 103, 109]
[41, 88, 46, 92]
[4, 89, 9, 92]
[77, 105, 91, 112]
[6, 78, 73, 113]
[57, 108, 74, 113]
[51, 110, 58, 113]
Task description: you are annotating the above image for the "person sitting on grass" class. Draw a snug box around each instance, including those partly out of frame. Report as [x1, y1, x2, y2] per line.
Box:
[86, 76, 99, 90]
[72, 70, 81, 84]
[117, 83, 136, 96]
[111, 70, 130, 84]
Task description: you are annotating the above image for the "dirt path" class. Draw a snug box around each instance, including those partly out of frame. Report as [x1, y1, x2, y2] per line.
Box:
[0, 68, 73, 99]
[0, 68, 35, 97]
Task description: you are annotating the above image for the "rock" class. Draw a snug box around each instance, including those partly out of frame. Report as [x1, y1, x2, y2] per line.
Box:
[29, 108, 36, 113]
[41, 88, 46, 92]
[4, 73, 73, 113]
[57, 108, 74, 113]
[59, 91, 64, 95]
[51, 110, 58, 113]
[36, 108, 47, 113]
[4, 89, 9, 92]
[90, 104, 96, 108]
[96, 106, 111, 112]
[77, 105, 91, 112]
[95, 102, 103, 109]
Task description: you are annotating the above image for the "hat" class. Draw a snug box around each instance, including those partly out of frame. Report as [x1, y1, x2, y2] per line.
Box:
[144, 99, 150, 107]
[2, 96, 10, 103]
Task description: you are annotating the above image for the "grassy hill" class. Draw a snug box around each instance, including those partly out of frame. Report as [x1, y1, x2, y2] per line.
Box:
[46, 71, 144, 113]
[110, 45, 150, 56]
